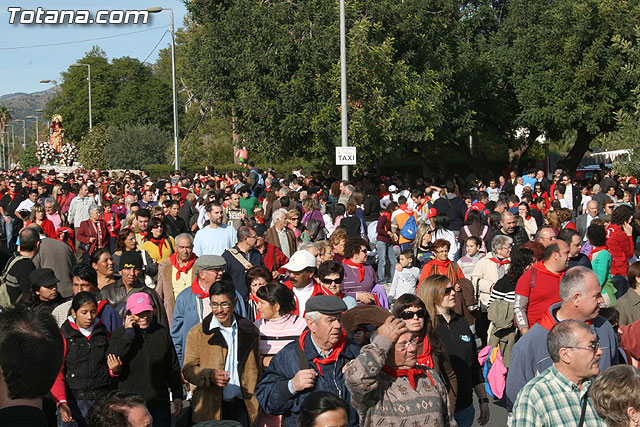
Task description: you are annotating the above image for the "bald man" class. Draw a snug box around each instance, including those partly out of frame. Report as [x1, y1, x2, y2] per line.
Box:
[489, 211, 529, 251]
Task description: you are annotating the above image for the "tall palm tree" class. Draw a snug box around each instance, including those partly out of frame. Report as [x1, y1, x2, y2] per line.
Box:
[0, 105, 11, 134]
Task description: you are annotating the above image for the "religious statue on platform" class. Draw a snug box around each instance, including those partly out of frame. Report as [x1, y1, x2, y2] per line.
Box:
[49, 114, 64, 153]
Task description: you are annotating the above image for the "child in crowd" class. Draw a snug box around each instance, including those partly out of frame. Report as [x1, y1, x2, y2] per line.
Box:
[388, 249, 420, 304]
[457, 236, 485, 278]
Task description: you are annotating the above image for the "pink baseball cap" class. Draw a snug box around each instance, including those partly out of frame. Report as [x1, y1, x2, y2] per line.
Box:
[126, 292, 154, 315]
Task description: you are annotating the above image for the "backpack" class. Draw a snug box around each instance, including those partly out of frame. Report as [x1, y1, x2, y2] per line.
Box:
[0, 255, 29, 309]
[305, 219, 328, 242]
[400, 214, 417, 240]
[464, 225, 489, 254]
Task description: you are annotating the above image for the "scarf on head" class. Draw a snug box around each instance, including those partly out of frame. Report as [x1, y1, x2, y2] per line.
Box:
[344, 259, 365, 283]
[149, 237, 166, 258]
[298, 329, 346, 376]
[191, 278, 209, 299]
[381, 365, 435, 389]
[170, 252, 196, 280]
[489, 258, 511, 268]
[416, 336, 434, 369]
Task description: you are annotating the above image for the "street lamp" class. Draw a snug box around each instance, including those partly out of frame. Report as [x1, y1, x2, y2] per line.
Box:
[13, 120, 26, 150]
[147, 6, 180, 170]
[25, 116, 38, 144]
[69, 63, 92, 131]
[339, 0, 348, 181]
[6, 124, 14, 150]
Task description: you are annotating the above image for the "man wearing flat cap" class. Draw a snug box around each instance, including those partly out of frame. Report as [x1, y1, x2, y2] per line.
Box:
[256, 295, 360, 427]
[171, 255, 246, 366]
[98, 251, 167, 328]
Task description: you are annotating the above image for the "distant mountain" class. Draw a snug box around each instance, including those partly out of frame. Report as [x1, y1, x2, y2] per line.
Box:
[0, 89, 55, 121]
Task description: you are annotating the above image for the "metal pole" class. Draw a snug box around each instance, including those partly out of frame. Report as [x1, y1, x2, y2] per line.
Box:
[35, 119, 39, 144]
[169, 9, 180, 171]
[22, 121, 25, 149]
[339, 0, 348, 181]
[87, 64, 92, 131]
[1, 132, 5, 169]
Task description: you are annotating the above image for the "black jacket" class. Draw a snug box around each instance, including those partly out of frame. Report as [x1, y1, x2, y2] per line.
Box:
[436, 312, 483, 412]
[163, 215, 187, 238]
[363, 194, 381, 221]
[221, 246, 265, 300]
[61, 320, 110, 397]
[98, 279, 168, 328]
[488, 226, 529, 251]
[107, 320, 182, 412]
[433, 194, 468, 231]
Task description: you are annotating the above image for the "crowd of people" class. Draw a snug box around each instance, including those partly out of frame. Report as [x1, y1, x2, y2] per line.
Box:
[0, 163, 639, 427]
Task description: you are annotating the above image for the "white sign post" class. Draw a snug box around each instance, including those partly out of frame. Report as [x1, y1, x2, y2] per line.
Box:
[336, 146, 356, 166]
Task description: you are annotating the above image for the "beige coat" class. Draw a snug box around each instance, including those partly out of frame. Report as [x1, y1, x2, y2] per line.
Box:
[182, 314, 262, 425]
[471, 253, 510, 309]
[155, 256, 195, 325]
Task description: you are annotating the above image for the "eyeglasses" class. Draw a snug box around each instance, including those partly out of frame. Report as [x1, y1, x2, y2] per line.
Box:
[152, 225, 163, 230]
[399, 309, 427, 320]
[444, 286, 455, 295]
[396, 336, 419, 351]
[565, 340, 600, 354]
[359, 248, 368, 254]
[210, 302, 232, 309]
[321, 278, 341, 285]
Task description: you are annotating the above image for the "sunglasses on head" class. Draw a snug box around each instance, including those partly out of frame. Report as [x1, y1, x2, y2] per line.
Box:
[399, 308, 427, 320]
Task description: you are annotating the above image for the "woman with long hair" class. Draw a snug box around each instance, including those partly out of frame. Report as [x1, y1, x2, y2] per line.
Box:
[517, 202, 538, 240]
[91, 249, 116, 290]
[413, 222, 435, 269]
[25, 204, 57, 238]
[458, 209, 489, 256]
[391, 293, 458, 412]
[419, 274, 490, 427]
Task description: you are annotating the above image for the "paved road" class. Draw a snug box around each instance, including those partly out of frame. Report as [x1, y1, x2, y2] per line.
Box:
[472, 396, 509, 427]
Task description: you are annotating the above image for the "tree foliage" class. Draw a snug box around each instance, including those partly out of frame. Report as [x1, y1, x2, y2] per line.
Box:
[43, 46, 173, 144]
[77, 124, 109, 170]
[106, 123, 170, 169]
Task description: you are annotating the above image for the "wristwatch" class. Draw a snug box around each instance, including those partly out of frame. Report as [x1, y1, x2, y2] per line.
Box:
[479, 398, 489, 404]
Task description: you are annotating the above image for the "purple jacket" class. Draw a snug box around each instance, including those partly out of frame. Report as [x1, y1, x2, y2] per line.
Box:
[342, 263, 378, 303]
[301, 209, 324, 227]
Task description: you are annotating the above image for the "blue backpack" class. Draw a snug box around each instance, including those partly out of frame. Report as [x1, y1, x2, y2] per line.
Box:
[400, 214, 417, 240]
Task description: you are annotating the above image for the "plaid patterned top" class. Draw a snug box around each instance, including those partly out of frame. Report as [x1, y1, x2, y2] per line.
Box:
[512, 365, 606, 427]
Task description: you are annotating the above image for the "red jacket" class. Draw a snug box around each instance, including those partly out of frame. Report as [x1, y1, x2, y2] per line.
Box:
[77, 219, 109, 253]
[606, 223, 634, 276]
[515, 261, 564, 327]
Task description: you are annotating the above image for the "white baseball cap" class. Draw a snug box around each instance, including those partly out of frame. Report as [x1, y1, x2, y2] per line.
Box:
[282, 250, 317, 272]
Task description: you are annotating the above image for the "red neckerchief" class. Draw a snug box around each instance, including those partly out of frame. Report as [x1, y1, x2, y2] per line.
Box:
[416, 337, 434, 368]
[298, 329, 346, 376]
[45, 179, 56, 185]
[399, 204, 413, 215]
[381, 211, 391, 221]
[430, 258, 452, 268]
[248, 293, 262, 320]
[149, 237, 166, 258]
[589, 245, 608, 261]
[381, 365, 434, 389]
[5, 191, 17, 201]
[344, 259, 365, 283]
[170, 253, 196, 280]
[283, 280, 330, 315]
[489, 258, 511, 267]
[190, 278, 209, 299]
[137, 230, 147, 240]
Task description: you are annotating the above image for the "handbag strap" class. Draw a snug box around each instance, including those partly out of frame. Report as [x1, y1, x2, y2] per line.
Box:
[577, 388, 589, 427]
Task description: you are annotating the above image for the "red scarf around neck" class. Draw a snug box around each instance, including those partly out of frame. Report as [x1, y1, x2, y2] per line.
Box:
[190, 278, 209, 299]
[298, 329, 346, 376]
[5, 191, 17, 201]
[416, 336, 434, 369]
[170, 253, 196, 280]
[149, 237, 166, 258]
[589, 245, 608, 261]
[344, 259, 365, 283]
[381, 365, 435, 389]
[489, 258, 511, 268]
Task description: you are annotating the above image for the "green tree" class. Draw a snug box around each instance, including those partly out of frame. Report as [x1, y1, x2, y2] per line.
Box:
[106, 123, 171, 169]
[77, 124, 109, 170]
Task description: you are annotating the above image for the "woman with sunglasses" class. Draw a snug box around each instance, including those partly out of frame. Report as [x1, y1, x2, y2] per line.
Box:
[317, 260, 357, 309]
[140, 217, 175, 264]
[419, 274, 490, 427]
[391, 293, 458, 413]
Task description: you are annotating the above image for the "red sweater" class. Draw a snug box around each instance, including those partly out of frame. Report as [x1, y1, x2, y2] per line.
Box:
[606, 224, 634, 276]
[515, 261, 563, 327]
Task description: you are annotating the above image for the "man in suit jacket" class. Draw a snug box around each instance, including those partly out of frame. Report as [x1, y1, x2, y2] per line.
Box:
[502, 170, 518, 195]
[266, 208, 297, 258]
[576, 200, 599, 240]
[536, 170, 551, 193]
[560, 174, 582, 217]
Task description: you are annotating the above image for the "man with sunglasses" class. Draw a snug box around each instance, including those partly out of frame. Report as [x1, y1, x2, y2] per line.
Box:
[507, 267, 618, 417]
[513, 320, 607, 426]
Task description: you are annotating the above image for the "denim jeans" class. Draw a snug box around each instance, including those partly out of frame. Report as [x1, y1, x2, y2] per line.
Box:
[375, 240, 397, 285]
[454, 404, 476, 427]
[3, 215, 14, 253]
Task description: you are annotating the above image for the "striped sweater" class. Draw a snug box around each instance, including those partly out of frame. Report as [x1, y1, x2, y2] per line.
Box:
[254, 313, 308, 356]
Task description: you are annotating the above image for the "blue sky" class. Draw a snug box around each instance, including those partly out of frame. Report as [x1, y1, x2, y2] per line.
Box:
[0, 1, 188, 96]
